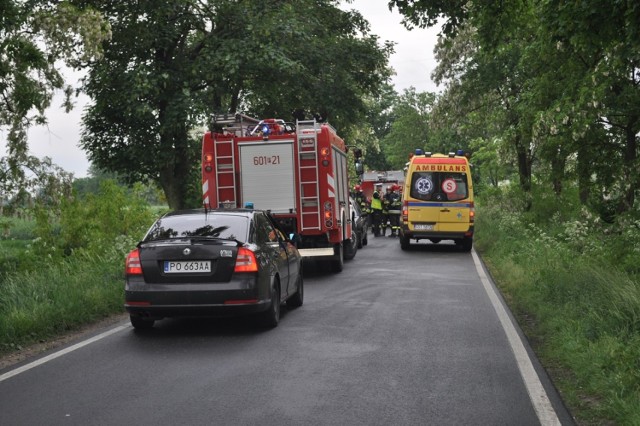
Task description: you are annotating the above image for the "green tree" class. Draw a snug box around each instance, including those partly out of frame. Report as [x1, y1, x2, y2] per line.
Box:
[0, 0, 109, 211]
[392, 0, 640, 214]
[79, 0, 393, 210]
[380, 87, 436, 169]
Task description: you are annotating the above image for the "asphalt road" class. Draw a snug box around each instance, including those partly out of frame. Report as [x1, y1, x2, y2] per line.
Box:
[0, 233, 575, 426]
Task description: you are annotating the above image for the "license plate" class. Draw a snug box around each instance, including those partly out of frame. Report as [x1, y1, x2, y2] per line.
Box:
[414, 224, 434, 231]
[164, 261, 211, 273]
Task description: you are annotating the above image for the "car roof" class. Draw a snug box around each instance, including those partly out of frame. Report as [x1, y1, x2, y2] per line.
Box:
[162, 208, 261, 219]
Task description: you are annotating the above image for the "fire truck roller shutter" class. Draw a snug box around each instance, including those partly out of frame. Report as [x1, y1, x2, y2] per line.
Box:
[239, 141, 296, 213]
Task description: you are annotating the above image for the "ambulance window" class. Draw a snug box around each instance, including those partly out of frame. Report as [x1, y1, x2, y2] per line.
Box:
[410, 172, 468, 202]
[410, 172, 436, 201]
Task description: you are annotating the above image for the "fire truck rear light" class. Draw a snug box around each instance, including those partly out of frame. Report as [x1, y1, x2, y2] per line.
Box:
[322, 160, 329, 166]
[125, 249, 142, 275]
[204, 165, 212, 172]
[204, 153, 213, 162]
[320, 147, 330, 156]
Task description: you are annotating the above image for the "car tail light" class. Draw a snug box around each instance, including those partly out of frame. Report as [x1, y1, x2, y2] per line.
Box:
[235, 247, 258, 272]
[125, 249, 142, 275]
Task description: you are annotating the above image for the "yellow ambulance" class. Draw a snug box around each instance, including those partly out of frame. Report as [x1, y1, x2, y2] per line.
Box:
[399, 150, 475, 251]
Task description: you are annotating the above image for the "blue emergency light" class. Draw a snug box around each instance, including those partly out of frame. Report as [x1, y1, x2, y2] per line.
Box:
[415, 148, 424, 155]
[244, 202, 254, 209]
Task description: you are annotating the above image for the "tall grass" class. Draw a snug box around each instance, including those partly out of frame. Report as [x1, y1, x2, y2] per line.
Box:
[0, 180, 156, 353]
[475, 186, 640, 424]
[0, 251, 123, 351]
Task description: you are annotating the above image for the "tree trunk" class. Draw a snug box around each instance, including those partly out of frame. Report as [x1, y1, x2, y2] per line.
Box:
[617, 121, 638, 214]
[551, 151, 566, 195]
[513, 133, 532, 210]
[515, 135, 531, 191]
[157, 126, 194, 211]
[577, 139, 590, 205]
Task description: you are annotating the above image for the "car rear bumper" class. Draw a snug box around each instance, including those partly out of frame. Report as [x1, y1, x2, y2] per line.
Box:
[124, 274, 272, 319]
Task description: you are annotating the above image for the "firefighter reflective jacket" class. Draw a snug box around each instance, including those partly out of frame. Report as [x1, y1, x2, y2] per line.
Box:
[371, 190, 383, 210]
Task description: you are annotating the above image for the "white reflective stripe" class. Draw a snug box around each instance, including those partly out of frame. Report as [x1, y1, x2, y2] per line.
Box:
[204, 196, 209, 205]
[202, 179, 209, 195]
[327, 173, 336, 197]
[327, 174, 335, 189]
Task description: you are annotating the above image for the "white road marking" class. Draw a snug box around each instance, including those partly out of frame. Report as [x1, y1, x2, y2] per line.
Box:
[472, 249, 561, 425]
[0, 324, 129, 383]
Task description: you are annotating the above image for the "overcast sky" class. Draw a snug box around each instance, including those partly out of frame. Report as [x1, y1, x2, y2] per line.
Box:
[3, 0, 440, 178]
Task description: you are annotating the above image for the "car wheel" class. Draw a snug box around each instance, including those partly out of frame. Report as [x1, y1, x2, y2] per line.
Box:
[400, 233, 411, 251]
[344, 231, 357, 261]
[288, 272, 304, 308]
[331, 242, 344, 272]
[260, 283, 280, 328]
[356, 230, 364, 249]
[458, 236, 473, 252]
[130, 315, 154, 330]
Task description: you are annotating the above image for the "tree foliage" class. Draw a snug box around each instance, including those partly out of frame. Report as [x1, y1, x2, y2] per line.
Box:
[380, 88, 435, 169]
[0, 0, 110, 210]
[78, 0, 393, 210]
[392, 0, 640, 215]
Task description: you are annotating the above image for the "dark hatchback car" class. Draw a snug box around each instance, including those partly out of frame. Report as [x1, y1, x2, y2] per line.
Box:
[124, 209, 303, 329]
[350, 197, 368, 249]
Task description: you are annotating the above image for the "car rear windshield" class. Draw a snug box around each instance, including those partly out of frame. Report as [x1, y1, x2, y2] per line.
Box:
[144, 214, 250, 242]
[410, 172, 469, 202]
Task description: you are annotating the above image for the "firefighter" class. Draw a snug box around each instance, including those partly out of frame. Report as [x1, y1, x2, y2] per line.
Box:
[370, 183, 384, 237]
[382, 185, 393, 236]
[387, 184, 402, 237]
[354, 184, 369, 223]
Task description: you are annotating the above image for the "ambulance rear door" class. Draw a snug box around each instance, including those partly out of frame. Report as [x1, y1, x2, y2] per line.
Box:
[407, 171, 471, 232]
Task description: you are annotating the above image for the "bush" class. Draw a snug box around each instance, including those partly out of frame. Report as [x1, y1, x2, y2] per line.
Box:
[0, 180, 156, 353]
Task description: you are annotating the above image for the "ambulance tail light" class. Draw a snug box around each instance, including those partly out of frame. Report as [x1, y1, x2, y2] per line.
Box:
[324, 201, 333, 228]
[469, 202, 475, 223]
[402, 200, 408, 222]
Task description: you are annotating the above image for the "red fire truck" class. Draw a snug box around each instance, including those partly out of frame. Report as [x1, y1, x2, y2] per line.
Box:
[360, 170, 405, 200]
[202, 113, 358, 272]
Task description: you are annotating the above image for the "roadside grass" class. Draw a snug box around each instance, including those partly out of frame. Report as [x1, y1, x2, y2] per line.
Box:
[475, 189, 640, 425]
[0, 180, 157, 355]
[0, 251, 124, 353]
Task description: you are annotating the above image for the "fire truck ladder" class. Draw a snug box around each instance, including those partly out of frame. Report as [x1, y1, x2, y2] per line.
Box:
[296, 120, 321, 231]
[214, 137, 237, 208]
